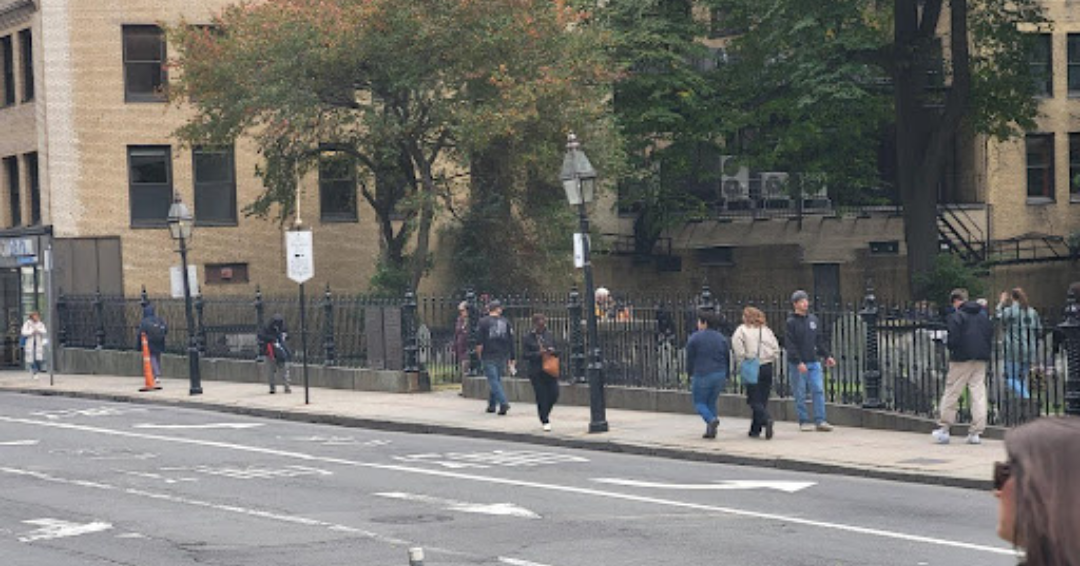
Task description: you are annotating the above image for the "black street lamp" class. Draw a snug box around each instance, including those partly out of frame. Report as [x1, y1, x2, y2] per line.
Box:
[560, 133, 607, 433]
[167, 197, 203, 395]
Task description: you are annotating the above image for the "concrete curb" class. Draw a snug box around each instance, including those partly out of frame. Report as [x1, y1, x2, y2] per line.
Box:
[4, 386, 991, 491]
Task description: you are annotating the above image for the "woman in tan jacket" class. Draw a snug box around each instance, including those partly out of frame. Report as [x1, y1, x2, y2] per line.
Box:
[732, 306, 780, 439]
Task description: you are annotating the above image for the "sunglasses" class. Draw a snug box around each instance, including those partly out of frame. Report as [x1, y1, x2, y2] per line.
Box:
[992, 461, 1012, 491]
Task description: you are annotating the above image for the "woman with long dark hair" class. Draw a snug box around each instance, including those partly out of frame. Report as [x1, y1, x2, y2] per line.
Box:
[994, 417, 1080, 565]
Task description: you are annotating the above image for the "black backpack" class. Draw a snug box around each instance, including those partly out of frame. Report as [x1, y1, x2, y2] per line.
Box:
[145, 318, 167, 342]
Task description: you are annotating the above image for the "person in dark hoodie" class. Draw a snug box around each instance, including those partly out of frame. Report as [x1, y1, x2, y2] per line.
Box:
[138, 304, 168, 385]
[259, 314, 292, 394]
[933, 288, 993, 445]
[686, 310, 730, 439]
[785, 290, 837, 432]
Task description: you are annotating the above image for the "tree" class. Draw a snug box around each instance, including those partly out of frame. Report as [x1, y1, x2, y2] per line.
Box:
[707, 0, 1045, 292]
[169, 0, 613, 294]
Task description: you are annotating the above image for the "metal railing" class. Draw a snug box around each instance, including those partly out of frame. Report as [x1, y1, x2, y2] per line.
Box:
[55, 283, 1080, 427]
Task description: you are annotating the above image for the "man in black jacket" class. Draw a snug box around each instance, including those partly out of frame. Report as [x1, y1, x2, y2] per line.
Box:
[476, 300, 515, 415]
[933, 288, 993, 445]
[785, 290, 837, 432]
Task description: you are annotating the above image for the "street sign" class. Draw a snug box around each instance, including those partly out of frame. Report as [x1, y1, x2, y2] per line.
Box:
[169, 265, 199, 299]
[286, 230, 314, 284]
[573, 233, 590, 268]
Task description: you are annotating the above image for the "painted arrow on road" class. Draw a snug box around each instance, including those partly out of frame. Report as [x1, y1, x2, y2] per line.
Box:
[19, 518, 113, 543]
[591, 478, 816, 493]
[133, 423, 263, 430]
[374, 492, 541, 519]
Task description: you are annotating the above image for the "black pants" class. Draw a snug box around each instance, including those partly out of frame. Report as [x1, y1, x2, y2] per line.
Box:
[528, 373, 560, 424]
[745, 363, 774, 434]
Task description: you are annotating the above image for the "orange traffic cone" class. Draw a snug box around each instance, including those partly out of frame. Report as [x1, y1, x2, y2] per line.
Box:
[139, 333, 161, 392]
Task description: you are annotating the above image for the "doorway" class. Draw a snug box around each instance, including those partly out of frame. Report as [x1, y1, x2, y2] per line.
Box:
[0, 269, 21, 367]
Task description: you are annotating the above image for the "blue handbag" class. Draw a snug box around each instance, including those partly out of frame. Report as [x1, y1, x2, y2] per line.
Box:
[739, 328, 763, 385]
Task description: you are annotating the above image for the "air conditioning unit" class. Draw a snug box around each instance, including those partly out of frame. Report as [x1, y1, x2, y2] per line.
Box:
[720, 155, 750, 201]
[760, 172, 790, 200]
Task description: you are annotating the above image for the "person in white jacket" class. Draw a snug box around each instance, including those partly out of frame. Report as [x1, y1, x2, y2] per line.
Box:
[731, 306, 781, 439]
[21, 311, 47, 378]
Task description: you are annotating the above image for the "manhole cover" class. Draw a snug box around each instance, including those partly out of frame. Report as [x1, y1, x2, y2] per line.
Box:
[896, 458, 950, 465]
[369, 514, 453, 525]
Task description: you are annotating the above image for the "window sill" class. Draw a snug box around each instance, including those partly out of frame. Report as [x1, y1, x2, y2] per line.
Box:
[130, 221, 169, 229]
[320, 215, 359, 224]
[195, 220, 239, 228]
[124, 96, 169, 104]
[1025, 197, 1056, 206]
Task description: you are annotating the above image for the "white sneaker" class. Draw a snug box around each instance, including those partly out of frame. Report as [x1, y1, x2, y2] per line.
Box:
[966, 434, 981, 445]
[931, 428, 950, 444]
[542, 423, 552, 432]
[799, 423, 814, 432]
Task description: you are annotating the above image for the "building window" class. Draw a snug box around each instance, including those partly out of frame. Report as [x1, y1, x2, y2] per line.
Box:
[122, 25, 167, 102]
[26, 152, 39, 224]
[1069, 34, 1080, 97]
[1029, 33, 1052, 97]
[18, 29, 32, 102]
[4, 156, 19, 227]
[193, 146, 237, 225]
[319, 152, 358, 222]
[1070, 133, 1080, 203]
[1025, 134, 1054, 202]
[696, 246, 734, 267]
[1, 35, 13, 107]
[205, 263, 249, 285]
[128, 146, 173, 227]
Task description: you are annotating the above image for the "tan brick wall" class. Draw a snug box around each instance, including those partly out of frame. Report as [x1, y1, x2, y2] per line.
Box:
[56, 0, 383, 297]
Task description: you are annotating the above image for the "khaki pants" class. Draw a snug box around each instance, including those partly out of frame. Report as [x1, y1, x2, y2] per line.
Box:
[938, 360, 988, 435]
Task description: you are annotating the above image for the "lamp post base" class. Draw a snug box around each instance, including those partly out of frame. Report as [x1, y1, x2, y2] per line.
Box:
[588, 420, 609, 434]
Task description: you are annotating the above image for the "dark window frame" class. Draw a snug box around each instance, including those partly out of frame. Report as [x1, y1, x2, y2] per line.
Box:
[192, 145, 238, 226]
[26, 152, 39, 225]
[1025, 133, 1055, 203]
[122, 25, 168, 103]
[1, 35, 14, 107]
[1069, 133, 1080, 203]
[1029, 33, 1053, 98]
[4, 156, 20, 227]
[127, 145, 173, 228]
[696, 246, 734, 267]
[1069, 34, 1080, 97]
[18, 29, 32, 102]
[205, 263, 249, 285]
[318, 152, 359, 223]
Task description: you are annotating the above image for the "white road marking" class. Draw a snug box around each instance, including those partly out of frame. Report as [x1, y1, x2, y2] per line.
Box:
[374, 492, 541, 519]
[282, 435, 390, 447]
[31, 407, 147, 420]
[51, 448, 157, 461]
[393, 450, 588, 469]
[0, 415, 1017, 557]
[499, 558, 556, 566]
[592, 478, 817, 493]
[18, 518, 112, 543]
[161, 464, 332, 480]
[0, 440, 38, 446]
[115, 533, 147, 539]
[133, 423, 263, 430]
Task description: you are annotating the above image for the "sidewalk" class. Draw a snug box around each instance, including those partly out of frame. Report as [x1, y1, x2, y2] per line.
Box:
[0, 372, 1002, 490]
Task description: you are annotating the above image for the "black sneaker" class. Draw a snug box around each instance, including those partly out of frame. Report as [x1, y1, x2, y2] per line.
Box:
[765, 418, 775, 440]
[486, 406, 496, 413]
[704, 418, 719, 439]
[498, 404, 510, 415]
[269, 389, 276, 394]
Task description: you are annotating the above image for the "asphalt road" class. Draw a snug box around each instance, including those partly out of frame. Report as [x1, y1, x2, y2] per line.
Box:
[0, 392, 1017, 566]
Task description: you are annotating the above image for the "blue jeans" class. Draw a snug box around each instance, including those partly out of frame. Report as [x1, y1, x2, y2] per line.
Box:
[789, 362, 826, 424]
[692, 371, 727, 423]
[1004, 361, 1031, 399]
[484, 361, 509, 409]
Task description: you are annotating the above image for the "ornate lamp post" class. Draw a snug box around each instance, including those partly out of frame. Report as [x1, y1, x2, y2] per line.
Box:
[560, 133, 607, 433]
[167, 197, 203, 395]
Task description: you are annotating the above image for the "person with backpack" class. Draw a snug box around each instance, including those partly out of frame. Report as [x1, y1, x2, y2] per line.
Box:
[138, 305, 168, 385]
[259, 314, 292, 394]
[476, 300, 515, 415]
[21, 311, 47, 379]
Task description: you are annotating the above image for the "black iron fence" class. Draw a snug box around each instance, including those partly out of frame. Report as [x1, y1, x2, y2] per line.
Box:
[56, 284, 1080, 427]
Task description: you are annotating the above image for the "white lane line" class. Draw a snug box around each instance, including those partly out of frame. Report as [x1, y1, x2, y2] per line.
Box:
[592, 478, 817, 493]
[499, 558, 556, 566]
[18, 518, 112, 543]
[0, 440, 38, 446]
[133, 423, 263, 430]
[375, 492, 541, 519]
[0, 415, 1016, 557]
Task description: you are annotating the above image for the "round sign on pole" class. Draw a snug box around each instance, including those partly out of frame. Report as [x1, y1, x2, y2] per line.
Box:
[286, 230, 314, 284]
